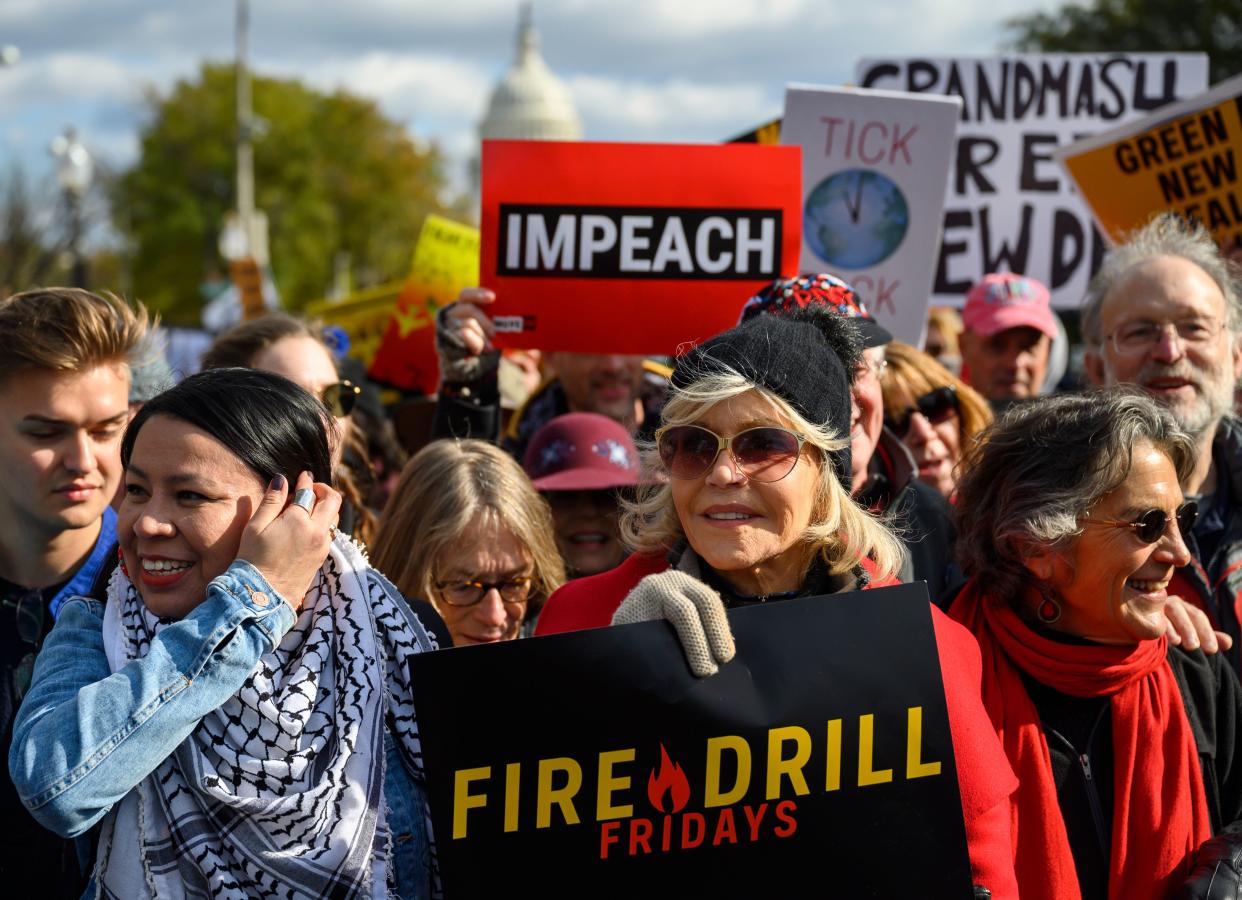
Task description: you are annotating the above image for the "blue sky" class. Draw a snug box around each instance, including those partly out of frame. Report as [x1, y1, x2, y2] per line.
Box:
[0, 0, 1059, 210]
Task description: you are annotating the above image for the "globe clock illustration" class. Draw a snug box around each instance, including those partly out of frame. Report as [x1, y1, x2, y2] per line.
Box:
[804, 169, 910, 269]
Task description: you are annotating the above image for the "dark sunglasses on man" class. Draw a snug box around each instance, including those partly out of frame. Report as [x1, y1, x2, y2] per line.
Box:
[321, 380, 361, 417]
[885, 386, 959, 438]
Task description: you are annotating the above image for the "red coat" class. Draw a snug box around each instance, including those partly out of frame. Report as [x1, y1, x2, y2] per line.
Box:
[535, 552, 1020, 898]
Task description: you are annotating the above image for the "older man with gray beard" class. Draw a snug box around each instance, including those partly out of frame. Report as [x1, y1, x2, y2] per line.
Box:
[1084, 213, 1242, 671]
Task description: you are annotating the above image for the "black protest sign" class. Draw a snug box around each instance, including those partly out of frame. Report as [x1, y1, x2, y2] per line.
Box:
[409, 582, 973, 897]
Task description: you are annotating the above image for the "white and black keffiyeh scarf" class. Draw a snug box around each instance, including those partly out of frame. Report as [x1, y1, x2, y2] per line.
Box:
[97, 535, 436, 899]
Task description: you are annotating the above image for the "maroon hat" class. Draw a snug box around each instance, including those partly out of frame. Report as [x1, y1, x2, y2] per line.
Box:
[962, 272, 1057, 338]
[522, 413, 641, 491]
[738, 273, 893, 349]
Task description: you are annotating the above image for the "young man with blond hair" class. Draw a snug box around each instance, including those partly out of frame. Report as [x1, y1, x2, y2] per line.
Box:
[0, 287, 148, 893]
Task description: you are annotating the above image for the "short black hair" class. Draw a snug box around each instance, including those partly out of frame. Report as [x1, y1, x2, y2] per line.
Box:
[122, 367, 334, 484]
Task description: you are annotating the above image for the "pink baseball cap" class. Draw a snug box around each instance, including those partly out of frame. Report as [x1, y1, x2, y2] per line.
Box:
[962, 273, 1057, 339]
[522, 413, 641, 491]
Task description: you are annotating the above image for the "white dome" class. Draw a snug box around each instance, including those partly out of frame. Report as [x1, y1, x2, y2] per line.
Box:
[480, 11, 582, 141]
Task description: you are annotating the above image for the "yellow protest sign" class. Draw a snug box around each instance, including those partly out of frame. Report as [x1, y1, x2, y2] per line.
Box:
[410, 213, 480, 291]
[1057, 73, 1242, 245]
[305, 281, 405, 366]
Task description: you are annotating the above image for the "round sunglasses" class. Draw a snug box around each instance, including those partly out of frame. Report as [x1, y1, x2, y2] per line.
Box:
[885, 386, 959, 438]
[1080, 500, 1198, 544]
[656, 424, 807, 483]
[321, 380, 361, 417]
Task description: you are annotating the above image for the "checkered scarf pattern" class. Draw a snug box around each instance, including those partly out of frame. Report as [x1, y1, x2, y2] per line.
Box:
[97, 534, 434, 899]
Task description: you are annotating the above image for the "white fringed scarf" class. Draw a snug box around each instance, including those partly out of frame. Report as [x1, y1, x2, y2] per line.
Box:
[96, 534, 435, 899]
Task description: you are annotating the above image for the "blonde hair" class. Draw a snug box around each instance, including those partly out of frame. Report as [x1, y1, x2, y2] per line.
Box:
[621, 372, 904, 582]
[0, 288, 150, 382]
[881, 341, 993, 448]
[371, 439, 566, 619]
[925, 306, 963, 358]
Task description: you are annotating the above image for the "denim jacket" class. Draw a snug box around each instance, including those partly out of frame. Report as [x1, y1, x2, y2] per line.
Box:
[8, 560, 431, 899]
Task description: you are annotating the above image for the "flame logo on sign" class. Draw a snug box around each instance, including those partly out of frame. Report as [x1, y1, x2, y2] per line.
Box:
[646, 744, 691, 814]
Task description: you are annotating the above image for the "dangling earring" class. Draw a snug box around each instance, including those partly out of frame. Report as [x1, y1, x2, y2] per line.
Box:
[1037, 593, 1062, 624]
[117, 547, 130, 581]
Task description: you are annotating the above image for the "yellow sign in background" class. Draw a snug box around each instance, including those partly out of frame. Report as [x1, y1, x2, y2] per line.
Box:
[1061, 91, 1242, 245]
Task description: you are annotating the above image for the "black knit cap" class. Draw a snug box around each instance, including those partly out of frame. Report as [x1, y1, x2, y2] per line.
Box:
[671, 308, 862, 483]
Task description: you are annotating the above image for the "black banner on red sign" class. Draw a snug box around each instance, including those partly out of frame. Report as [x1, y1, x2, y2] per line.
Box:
[409, 583, 973, 897]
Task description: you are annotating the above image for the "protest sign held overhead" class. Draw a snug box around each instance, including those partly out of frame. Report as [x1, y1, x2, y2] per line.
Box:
[368, 214, 481, 393]
[856, 54, 1209, 308]
[1057, 72, 1242, 247]
[480, 140, 801, 354]
[410, 582, 973, 898]
[781, 84, 960, 346]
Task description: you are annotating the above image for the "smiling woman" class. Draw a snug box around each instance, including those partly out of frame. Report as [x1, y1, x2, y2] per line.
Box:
[950, 389, 1242, 899]
[9, 368, 439, 898]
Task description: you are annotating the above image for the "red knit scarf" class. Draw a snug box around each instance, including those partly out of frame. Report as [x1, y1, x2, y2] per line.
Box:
[951, 580, 1211, 900]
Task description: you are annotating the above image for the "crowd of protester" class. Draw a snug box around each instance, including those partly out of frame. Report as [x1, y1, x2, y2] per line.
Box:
[3, 209, 1242, 897]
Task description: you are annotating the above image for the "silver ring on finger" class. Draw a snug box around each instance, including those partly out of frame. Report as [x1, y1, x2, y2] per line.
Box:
[291, 488, 316, 513]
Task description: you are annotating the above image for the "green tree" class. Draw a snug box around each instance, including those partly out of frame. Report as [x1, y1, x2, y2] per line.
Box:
[1008, 0, 1242, 84]
[114, 63, 453, 324]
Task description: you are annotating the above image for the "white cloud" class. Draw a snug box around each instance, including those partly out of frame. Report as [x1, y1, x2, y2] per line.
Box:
[569, 76, 771, 139]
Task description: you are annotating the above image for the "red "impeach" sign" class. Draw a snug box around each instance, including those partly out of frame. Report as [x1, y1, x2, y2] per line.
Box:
[481, 140, 803, 355]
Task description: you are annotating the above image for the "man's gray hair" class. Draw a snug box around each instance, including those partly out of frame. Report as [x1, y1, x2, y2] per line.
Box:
[954, 389, 1196, 604]
[1081, 212, 1242, 346]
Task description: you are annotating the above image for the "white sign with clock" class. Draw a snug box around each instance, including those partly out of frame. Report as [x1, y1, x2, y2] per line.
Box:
[781, 83, 961, 347]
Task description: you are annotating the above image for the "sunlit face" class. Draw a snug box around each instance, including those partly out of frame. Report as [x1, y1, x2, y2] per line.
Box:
[119, 415, 266, 620]
[1091, 256, 1242, 437]
[0, 364, 129, 540]
[849, 347, 886, 494]
[670, 391, 820, 596]
[545, 489, 625, 578]
[891, 397, 961, 499]
[434, 514, 533, 646]
[545, 352, 646, 425]
[1032, 442, 1192, 645]
[251, 335, 346, 464]
[961, 326, 1050, 401]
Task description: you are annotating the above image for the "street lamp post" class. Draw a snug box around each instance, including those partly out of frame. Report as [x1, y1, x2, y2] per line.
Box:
[50, 128, 93, 288]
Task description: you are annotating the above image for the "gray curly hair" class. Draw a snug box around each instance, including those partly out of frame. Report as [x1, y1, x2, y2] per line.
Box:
[954, 389, 1196, 603]
[1081, 212, 1242, 346]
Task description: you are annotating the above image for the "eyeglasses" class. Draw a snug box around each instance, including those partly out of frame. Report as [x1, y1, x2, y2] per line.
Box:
[3, 591, 44, 700]
[1080, 500, 1198, 544]
[435, 576, 534, 607]
[656, 424, 807, 483]
[885, 386, 960, 438]
[1106, 319, 1224, 357]
[321, 380, 361, 417]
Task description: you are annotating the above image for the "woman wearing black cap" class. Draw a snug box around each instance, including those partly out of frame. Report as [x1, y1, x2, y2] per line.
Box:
[535, 309, 1019, 896]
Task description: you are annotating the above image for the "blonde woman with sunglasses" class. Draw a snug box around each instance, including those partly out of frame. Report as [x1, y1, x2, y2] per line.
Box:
[536, 308, 1021, 898]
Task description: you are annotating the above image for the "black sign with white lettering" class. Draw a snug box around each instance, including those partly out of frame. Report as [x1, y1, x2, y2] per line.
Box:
[409, 582, 974, 898]
[497, 204, 784, 280]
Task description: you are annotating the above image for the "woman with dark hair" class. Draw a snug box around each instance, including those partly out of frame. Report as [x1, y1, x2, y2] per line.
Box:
[202, 313, 381, 546]
[951, 389, 1242, 899]
[9, 368, 438, 898]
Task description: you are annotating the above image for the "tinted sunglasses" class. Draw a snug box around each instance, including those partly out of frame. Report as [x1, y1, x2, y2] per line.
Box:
[656, 424, 807, 483]
[435, 576, 533, 607]
[1080, 500, 1198, 544]
[321, 380, 361, 417]
[885, 386, 959, 438]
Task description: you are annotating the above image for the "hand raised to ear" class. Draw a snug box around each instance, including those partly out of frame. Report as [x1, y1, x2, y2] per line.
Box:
[237, 471, 342, 611]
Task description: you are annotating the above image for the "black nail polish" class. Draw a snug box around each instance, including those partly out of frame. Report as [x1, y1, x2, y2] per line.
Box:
[270, 474, 287, 491]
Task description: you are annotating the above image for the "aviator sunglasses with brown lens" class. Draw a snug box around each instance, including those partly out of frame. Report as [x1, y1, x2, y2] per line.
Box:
[321, 380, 361, 417]
[656, 424, 808, 482]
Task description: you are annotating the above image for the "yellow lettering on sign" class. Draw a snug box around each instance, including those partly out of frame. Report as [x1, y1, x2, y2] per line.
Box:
[704, 735, 751, 808]
[452, 766, 490, 840]
[824, 718, 842, 792]
[906, 706, 942, 779]
[765, 726, 811, 800]
[596, 749, 635, 820]
[536, 757, 582, 828]
[858, 714, 893, 787]
[503, 762, 521, 832]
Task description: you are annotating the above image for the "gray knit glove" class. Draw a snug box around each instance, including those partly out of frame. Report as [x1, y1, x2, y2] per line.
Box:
[611, 571, 736, 677]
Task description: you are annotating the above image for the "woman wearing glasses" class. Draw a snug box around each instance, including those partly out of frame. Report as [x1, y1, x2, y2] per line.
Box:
[951, 389, 1242, 900]
[535, 310, 1021, 896]
[880, 340, 993, 500]
[203, 314, 377, 545]
[371, 439, 565, 647]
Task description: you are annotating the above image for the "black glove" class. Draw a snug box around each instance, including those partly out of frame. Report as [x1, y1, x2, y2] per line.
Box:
[1178, 823, 1242, 900]
[972, 889, 991, 899]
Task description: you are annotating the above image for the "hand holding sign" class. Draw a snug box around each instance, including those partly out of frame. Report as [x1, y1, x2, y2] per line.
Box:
[612, 570, 736, 677]
[436, 287, 500, 385]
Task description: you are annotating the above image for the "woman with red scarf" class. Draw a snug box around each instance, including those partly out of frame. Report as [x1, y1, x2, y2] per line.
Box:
[951, 389, 1242, 900]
